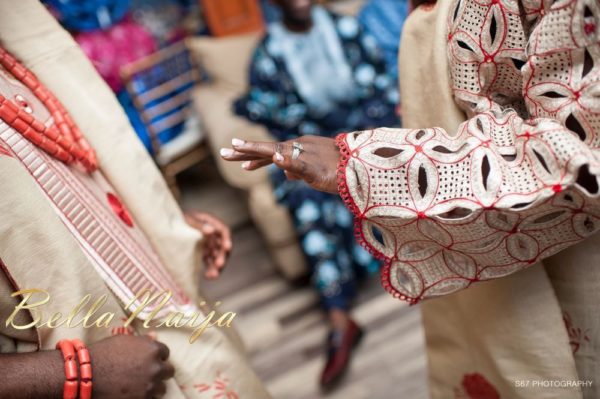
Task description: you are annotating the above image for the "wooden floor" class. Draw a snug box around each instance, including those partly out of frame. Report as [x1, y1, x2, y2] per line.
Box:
[180, 162, 430, 399]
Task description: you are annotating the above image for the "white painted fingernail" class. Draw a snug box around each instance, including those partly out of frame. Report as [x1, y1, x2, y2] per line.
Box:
[232, 138, 244, 147]
[241, 161, 250, 169]
[275, 152, 284, 162]
[220, 148, 234, 157]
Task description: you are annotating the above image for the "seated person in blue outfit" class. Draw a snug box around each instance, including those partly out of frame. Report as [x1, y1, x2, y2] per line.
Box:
[233, 0, 399, 389]
[358, 0, 408, 82]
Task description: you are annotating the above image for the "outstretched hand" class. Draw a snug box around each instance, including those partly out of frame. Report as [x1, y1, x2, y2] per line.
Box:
[220, 136, 341, 194]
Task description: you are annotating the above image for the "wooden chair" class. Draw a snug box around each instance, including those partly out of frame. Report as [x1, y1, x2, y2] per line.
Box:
[200, 0, 264, 37]
[121, 42, 208, 198]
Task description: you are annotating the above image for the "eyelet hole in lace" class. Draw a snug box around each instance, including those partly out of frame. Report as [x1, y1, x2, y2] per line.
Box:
[541, 91, 567, 98]
[512, 58, 525, 70]
[583, 48, 594, 78]
[437, 207, 473, 220]
[453, 0, 461, 21]
[370, 224, 385, 246]
[416, 130, 426, 140]
[373, 147, 404, 158]
[576, 164, 599, 194]
[481, 155, 491, 190]
[457, 40, 474, 52]
[566, 113, 587, 141]
[434, 143, 470, 155]
[532, 148, 551, 174]
[418, 165, 428, 197]
[511, 201, 533, 209]
[476, 118, 484, 132]
[489, 14, 497, 43]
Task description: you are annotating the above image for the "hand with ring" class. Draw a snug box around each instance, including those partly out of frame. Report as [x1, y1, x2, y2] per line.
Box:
[220, 136, 340, 194]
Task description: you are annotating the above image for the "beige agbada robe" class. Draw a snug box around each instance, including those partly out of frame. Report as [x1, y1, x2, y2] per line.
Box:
[400, 1, 600, 398]
[0, 1, 270, 398]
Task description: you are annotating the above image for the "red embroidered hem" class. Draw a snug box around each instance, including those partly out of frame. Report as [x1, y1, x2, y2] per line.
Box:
[335, 133, 420, 304]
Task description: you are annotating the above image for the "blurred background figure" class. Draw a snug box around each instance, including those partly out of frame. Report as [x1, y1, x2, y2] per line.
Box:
[358, 0, 408, 83]
[234, 0, 399, 389]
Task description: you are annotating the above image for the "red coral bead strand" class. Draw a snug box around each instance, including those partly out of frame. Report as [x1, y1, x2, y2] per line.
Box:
[0, 47, 98, 172]
[0, 95, 74, 164]
[55, 340, 79, 399]
[72, 339, 93, 399]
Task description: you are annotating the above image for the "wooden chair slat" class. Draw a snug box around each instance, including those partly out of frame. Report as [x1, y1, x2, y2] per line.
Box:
[134, 72, 195, 106]
[148, 107, 190, 134]
[142, 86, 194, 120]
[120, 42, 188, 77]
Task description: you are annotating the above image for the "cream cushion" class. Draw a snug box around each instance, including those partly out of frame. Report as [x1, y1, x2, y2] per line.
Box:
[187, 33, 262, 93]
[192, 84, 269, 188]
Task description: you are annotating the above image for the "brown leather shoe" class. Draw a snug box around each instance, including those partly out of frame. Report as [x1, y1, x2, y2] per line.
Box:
[319, 319, 364, 390]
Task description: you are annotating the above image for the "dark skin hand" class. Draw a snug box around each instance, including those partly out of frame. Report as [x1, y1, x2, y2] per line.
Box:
[0, 335, 174, 399]
[220, 136, 341, 194]
[184, 211, 232, 279]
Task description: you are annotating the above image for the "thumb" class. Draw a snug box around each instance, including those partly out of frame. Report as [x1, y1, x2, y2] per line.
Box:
[272, 151, 285, 167]
[272, 152, 304, 175]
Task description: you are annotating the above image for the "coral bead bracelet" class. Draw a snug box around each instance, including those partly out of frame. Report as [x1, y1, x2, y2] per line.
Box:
[56, 339, 93, 399]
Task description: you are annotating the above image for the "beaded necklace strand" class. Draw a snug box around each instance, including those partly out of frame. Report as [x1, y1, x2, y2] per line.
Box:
[0, 47, 98, 173]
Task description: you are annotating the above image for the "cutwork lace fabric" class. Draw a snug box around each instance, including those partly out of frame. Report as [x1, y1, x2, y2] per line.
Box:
[337, 0, 600, 303]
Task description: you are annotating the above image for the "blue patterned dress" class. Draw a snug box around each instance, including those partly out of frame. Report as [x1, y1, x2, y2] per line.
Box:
[235, 8, 399, 311]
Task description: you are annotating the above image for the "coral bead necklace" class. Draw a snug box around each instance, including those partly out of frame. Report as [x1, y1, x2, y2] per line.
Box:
[0, 47, 98, 172]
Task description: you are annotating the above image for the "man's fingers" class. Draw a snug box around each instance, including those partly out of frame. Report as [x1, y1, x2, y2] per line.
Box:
[214, 253, 226, 269]
[222, 236, 232, 252]
[159, 361, 175, 380]
[231, 138, 285, 157]
[219, 222, 232, 250]
[204, 266, 219, 279]
[200, 223, 216, 236]
[242, 158, 273, 171]
[152, 381, 167, 398]
[220, 148, 269, 161]
[196, 213, 227, 231]
[156, 341, 170, 361]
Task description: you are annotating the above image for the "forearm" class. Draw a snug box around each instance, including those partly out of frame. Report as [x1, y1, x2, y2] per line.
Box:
[0, 350, 64, 399]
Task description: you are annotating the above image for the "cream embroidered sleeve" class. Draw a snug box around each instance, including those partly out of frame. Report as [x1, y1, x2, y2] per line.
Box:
[336, 0, 600, 303]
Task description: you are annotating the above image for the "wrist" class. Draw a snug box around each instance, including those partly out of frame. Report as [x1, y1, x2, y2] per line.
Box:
[25, 350, 65, 399]
[335, 133, 359, 215]
[55, 339, 93, 399]
[47, 350, 68, 399]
